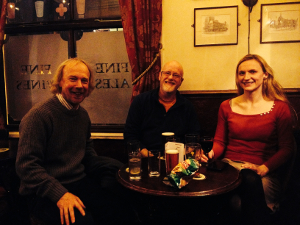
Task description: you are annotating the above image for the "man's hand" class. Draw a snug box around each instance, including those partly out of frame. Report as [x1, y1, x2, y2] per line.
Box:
[140, 148, 149, 158]
[241, 163, 269, 177]
[57, 192, 86, 225]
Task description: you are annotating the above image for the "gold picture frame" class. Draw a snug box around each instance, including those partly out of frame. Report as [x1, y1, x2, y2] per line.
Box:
[260, 2, 300, 44]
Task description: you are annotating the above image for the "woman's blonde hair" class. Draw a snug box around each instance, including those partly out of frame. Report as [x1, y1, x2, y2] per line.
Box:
[50, 58, 95, 96]
[235, 54, 287, 102]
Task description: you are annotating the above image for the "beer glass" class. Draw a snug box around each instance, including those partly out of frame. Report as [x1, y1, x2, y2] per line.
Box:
[127, 140, 142, 181]
[148, 149, 161, 177]
[184, 134, 200, 161]
[161, 132, 175, 156]
[165, 149, 179, 174]
[200, 136, 213, 166]
[128, 152, 141, 181]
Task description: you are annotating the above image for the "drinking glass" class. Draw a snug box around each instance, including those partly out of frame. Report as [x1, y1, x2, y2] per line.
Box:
[199, 136, 213, 166]
[184, 134, 200, 161]
[185, 134, 205, 180]
[165, 149, 179, 174]
[185, 134, 200, 145]
[128, 152, 141, 181]
[185, 143, 201, 161]
[127, 140, 140, 154]
[161, 132, 175, 156]
[127, 140, 142, 181]
[148, 149, 161, 177]
[165, 136, 184, 162]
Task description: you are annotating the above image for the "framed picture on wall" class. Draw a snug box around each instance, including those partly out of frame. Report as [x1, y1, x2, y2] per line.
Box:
[261, 2, 300, 44]
[194, 6, 238, 47]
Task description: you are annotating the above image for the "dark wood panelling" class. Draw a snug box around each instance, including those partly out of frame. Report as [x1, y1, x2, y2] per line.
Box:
[93, 139, 127, 163]
[183, 91, 300, 137]
[183, 93, 237, 137]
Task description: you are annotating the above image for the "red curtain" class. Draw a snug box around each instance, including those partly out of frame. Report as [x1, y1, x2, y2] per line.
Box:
[119, 0, 162, 102]
[0, 0, 6, 48]
[0, 0, 6, 130]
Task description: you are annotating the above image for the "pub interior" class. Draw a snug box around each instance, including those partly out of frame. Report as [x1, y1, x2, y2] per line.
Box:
[1, 0, 300, 224]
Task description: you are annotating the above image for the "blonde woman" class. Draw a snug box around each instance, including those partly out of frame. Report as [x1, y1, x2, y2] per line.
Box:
[203, 54, 294, 224]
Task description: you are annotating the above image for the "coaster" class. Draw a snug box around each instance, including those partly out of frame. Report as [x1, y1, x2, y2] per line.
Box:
[193, 173, 206, 180]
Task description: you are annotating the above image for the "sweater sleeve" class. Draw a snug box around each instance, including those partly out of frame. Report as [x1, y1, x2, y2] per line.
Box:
[263, 102, 294, 171]
[16, 109, 68, 203]
[213, 100, 229, 159]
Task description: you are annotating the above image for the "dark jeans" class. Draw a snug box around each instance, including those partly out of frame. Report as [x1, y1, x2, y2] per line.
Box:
[27, 156, 138, 225]
[217, 169, 272, 225]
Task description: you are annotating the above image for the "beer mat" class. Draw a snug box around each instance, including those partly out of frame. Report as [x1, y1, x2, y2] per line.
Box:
[193, 173, 206, 180]
[162, 176, 173, 187]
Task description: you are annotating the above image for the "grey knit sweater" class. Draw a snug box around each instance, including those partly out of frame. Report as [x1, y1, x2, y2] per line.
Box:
[16, 96, 97, 203]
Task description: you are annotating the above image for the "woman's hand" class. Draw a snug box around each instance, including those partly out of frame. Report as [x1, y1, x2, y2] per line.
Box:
[241, 163, 269, 177]
[201, 150, 214, 162]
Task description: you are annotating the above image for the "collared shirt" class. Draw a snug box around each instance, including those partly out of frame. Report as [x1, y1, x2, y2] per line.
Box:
[56, 93, 79, 110]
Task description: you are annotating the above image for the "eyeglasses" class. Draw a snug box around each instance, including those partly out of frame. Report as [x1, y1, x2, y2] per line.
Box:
[161, 71, 182, 79]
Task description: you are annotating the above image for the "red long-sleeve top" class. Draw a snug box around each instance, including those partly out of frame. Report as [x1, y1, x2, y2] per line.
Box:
[213, 99, 294, 172]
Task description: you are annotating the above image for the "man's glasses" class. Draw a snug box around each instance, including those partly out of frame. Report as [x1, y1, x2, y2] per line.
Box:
[161, 71, 182, 79]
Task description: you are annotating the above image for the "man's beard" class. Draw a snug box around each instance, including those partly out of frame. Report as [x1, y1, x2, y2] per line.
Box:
[161, 82, 177, 93]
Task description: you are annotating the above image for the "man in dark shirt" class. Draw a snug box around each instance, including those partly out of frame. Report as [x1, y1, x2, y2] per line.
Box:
[124, 60, 201, 157]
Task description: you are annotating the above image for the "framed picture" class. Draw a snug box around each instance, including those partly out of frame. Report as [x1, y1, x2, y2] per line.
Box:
[261, 2, 300, 44]
[194, 6, 238, 47]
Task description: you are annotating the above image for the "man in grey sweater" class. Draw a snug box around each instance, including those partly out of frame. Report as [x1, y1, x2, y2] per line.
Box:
[16, 58, 134, 225]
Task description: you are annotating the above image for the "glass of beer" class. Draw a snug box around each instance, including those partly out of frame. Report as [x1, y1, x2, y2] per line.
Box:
[200, 136, 214, 166]
[148, 149, 161, 177]
[161, 132, 175, 156]
[127, 140, 142, 181]
[128, 152, 142, 181]
[165, 149, 179, 174]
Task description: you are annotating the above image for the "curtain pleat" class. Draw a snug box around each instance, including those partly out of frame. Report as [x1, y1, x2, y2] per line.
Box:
[0, 0, 7, 130]
[119, 0, 162, 102]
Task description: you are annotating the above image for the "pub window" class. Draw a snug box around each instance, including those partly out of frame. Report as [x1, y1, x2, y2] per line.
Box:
[3, 0, 131, 132]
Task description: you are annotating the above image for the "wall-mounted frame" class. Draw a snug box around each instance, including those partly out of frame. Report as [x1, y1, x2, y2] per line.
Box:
[260, 2, 300, 44]
[194, 6, 238, 47]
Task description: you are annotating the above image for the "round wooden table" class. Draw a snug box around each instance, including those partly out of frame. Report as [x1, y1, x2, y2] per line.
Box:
[117, 158, 241, 198]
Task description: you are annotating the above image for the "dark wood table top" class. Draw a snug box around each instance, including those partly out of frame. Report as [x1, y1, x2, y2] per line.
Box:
[117, 158, 241, 197]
